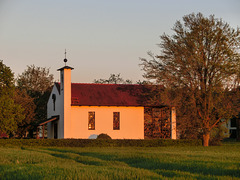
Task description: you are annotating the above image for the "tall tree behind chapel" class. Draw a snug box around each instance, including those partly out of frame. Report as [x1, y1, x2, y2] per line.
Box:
[16, 65, 54, 136]
[140, 13, 240, 146]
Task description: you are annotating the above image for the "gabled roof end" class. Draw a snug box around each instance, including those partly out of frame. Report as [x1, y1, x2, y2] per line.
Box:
[57, 66, 74, 71]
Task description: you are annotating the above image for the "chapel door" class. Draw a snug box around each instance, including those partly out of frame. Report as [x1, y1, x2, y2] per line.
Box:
[54, 123, 58, 139]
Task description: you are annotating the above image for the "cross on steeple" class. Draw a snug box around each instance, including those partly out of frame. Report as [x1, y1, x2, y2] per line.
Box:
[64, 49, 67, 66]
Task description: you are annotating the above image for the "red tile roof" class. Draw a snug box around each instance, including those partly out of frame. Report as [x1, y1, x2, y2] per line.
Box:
[70, 83, 164, 107]
[55, 83, 60, 94]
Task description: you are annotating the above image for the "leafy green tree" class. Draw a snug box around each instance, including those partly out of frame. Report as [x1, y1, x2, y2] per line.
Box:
[140, 13, 240, 146]
[17, 65, 54, 95]
[0, 60, 24, 136]
[16, 65, 54, 131]
[94, 73, 132, 84]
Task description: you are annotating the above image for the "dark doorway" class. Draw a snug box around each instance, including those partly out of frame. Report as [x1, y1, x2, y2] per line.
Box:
[54, 123, 58, 139]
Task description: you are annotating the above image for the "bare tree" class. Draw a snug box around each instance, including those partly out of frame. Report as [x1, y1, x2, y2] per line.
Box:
[94, 73, 132, 84]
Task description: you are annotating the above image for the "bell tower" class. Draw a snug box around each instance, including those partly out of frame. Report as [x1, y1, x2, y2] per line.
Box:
[57, 50, 74, 138]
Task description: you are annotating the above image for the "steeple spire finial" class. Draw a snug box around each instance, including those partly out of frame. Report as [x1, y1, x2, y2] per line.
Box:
[64, 49, 67, 66]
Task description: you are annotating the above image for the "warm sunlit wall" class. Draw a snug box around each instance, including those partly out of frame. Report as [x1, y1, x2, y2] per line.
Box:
[68, 106, 144, 139]
[62, 69, 72, 139]
[170, 107, 177, 140]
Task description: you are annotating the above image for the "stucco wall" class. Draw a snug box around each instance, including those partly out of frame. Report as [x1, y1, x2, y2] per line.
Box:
[68, 106, 144, 139]
[62, 69, 72, 139]
[47, 84, 63, 139]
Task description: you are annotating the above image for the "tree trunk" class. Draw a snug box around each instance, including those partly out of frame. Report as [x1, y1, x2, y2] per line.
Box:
[203, 132, 210, 146]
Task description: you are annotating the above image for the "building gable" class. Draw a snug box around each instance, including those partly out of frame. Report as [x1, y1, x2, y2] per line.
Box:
[47, 83, 61, 115]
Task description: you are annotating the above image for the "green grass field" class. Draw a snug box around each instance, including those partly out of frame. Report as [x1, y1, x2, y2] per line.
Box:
[0, 142, 239, 180]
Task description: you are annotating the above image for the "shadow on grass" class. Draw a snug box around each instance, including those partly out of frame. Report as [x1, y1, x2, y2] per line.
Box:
[44, 148, 240, 179]
[49, 152, 103, 166]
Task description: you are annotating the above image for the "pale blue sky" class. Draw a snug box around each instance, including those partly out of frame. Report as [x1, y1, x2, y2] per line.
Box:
[0, 0, 239, 83]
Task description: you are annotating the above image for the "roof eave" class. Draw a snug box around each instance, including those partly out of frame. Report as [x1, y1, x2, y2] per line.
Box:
[57, 66, 74, 71]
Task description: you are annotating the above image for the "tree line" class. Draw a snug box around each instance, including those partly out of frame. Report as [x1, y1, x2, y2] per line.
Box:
[0, 12, 239, 146]
[0, 63, 53, 138]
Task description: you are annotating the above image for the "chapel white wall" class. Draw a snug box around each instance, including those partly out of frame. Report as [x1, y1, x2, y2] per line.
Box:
[47, 84, 63, 139]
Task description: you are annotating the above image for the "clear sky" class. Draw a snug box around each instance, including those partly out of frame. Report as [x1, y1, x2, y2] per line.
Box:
[0, 0, 239, 83]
